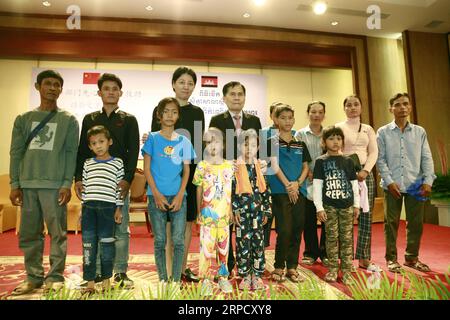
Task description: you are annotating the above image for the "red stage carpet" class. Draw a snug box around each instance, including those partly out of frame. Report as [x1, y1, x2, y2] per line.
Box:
[0, 221, 449, 298]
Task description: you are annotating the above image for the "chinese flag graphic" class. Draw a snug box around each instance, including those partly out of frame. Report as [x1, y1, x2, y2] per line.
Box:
[83, 72, 100, 84]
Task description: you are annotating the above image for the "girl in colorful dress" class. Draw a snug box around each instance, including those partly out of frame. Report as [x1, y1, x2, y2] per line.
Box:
[193, 128, 234, 295]
[233, 129, 272, 291]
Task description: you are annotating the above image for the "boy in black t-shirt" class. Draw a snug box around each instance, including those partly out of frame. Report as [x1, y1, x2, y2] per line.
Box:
[313, 126, 360, 285]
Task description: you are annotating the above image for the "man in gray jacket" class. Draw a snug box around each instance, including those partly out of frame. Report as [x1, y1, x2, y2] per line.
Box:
[9, 70, 79, 295]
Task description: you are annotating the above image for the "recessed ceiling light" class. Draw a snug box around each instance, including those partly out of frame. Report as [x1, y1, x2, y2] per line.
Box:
[243, 13, 251, 18]
[42, 1, 51, 7]
[253, 0, 266, 6]
[312, 1, 327, 15]
[145, 5, 153, 11]
[331, 21, 338, 26]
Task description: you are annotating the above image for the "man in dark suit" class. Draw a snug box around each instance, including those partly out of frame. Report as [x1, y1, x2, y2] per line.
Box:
[209, 81, 262, 277]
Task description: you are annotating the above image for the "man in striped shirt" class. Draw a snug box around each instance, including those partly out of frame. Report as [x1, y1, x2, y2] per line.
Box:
[295, 101, 328, 267]
[80, 125, 124, 295]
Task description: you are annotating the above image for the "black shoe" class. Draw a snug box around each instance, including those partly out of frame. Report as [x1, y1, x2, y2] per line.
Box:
[113, 273, 134, 289]
[80, 275, 103, 287]
[182, 268, 200, 283]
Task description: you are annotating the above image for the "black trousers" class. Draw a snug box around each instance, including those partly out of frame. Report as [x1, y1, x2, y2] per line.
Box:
[263, 203, 274, 247]
[302, 198, 327, 260]
[272, 194, 305, 270]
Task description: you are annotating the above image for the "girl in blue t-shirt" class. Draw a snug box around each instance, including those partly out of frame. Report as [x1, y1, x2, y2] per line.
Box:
[142, 97, 195, 284]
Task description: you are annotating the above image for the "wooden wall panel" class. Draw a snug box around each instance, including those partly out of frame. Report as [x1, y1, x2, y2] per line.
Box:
[367, 37, 408, 130]
[403, 31, 450, 174]
[0, 28, 352, 68]
[0, 12, 371, 125]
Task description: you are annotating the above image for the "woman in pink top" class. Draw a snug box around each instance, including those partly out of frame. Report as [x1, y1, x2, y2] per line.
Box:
[336, 95, 380, 271]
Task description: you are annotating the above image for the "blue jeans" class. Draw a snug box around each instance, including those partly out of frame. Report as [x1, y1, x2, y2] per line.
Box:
[148, 196, 186, 282]
[81, 201, 116, 281]
[95, 196, 130, 275]
[114, 196, 130, 273]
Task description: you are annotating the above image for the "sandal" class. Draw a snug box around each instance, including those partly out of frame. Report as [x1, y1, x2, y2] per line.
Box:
[404, 260, 431, 272]
[271, 268, 286, 282]
[286, 269, 305, 283]
[387, 261, 402, 273]
[11, 281, 42, 296]
[324, 271, 338, 282]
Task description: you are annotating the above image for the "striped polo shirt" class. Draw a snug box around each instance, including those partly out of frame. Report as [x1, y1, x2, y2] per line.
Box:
[82, 157, 124, 206]
[295, 125, 323, 174]
[267, 135, 311, 194]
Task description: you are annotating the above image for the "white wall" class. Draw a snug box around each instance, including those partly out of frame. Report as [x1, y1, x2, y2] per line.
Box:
[0, 59, 353, 175]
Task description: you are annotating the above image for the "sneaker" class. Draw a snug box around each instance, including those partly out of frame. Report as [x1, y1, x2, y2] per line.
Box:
[200, 279, 213, 297]
[218, 278, 233, 294]
[251, 276, 265, 291]
[182, 268, 200, 283]
[239, 275, 252, 291]
[113, 273, 134, 289]
[342, 272, 354, 285]
[301, 257, 316, 266]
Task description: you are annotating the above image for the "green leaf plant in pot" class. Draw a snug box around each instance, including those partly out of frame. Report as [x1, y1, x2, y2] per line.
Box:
[430, 140, 450, 226]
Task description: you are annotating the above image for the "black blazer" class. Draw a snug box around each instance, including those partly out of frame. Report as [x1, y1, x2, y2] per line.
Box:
[209, 110, 262, 159]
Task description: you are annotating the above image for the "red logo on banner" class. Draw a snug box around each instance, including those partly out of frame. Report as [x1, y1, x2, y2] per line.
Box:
[83, 72, 100, 84]
[201, 76, 218, 88]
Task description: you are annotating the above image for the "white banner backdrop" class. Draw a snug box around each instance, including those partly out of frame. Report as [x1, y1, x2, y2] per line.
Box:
[30, 68, 268, 137]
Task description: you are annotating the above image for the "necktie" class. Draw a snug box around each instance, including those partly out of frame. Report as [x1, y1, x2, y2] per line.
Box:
[233, 115, 241, 130]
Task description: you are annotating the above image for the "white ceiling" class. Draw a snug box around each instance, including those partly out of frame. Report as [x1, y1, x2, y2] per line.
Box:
[1, 0, 449, 39]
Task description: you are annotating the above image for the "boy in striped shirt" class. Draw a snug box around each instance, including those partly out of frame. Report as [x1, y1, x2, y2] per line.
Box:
[81, 125, 124, 295]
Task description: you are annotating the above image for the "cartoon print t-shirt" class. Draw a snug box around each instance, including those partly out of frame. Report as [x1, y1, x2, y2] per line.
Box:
[192, 160, 234, 228]
[313, 155, 357, 209]
[141, 132, 196, 196]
